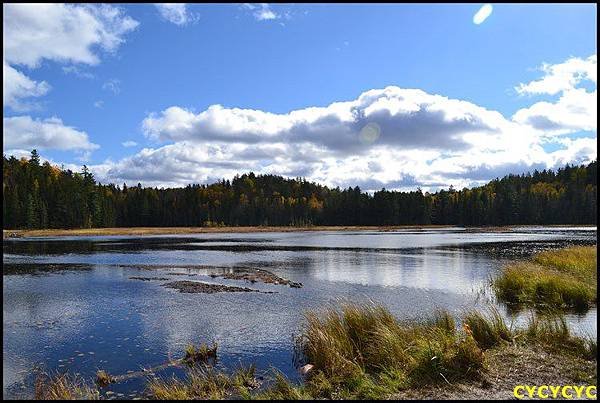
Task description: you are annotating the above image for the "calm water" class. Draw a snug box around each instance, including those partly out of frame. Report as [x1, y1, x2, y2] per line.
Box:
[3, 227, 597, 399]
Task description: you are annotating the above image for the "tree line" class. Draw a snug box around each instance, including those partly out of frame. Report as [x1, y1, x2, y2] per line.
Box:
[3, 150, 597, 229]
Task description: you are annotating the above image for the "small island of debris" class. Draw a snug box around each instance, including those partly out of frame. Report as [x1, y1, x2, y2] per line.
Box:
[163, 280, 262, 294]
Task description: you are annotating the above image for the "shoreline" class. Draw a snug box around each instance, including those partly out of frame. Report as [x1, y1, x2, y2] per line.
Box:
[3, 224, 597, 239]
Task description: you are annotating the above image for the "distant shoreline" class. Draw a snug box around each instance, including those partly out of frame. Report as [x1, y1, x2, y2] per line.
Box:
[3, 224, 597, 239]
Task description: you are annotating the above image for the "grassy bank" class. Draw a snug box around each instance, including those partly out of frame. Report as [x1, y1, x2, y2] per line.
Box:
[3, 225, 454, 239]
[493, 246, 597, 311]
[5, 224, 595, 239]
[35, 304, 597, 400]
[251, 304, 596, 400]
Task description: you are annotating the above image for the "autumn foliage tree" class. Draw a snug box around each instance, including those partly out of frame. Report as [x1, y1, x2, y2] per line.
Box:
[3, 150, 597, 229]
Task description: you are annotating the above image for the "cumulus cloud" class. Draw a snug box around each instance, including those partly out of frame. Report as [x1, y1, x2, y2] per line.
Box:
[6, 52, 597, 192]
[3, 116, 99, 152]
[516, 55, 596, 96]
[155, 4, 196, 25]
[513, 55, 596, 135]
[3, 3, 139, 68]
[122, 140, 138, 147]
[3, 3, 138, 157]
[142, 87, 509, 154]
[549, 137, 598, 167]
[3, 61, 51, 111]
[106, 61, 596, 191]
[513, 88, 596, 135]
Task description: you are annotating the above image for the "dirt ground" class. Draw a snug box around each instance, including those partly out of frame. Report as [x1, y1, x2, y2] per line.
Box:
[392, 344, 597, 400]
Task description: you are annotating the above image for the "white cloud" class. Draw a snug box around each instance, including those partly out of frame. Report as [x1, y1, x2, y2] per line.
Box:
[94, 100, 104, 109]
[62, 65, 95, 79]
[3, 3, 137, 159]
[5, 53, 596, 192]
[122, 140, 138, 147]
[516, 55, 596, 96]
[104, 66, 594, 190]
[3, 3, 139, 68]
[243, 3, 279, 21]
[513, 55, 597, 135]
[513, 88, 597, 135]
[141, 87, 509, 154]
[102, 79, 121, 94]
[473, 4, 493, 25]
[3, 116, 99, 152]
[155, 4, 196, 25]
[3, 61, 51, 111]
[548, 137, 597, 167]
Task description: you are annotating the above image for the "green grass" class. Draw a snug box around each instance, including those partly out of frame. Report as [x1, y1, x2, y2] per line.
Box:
[493, 246, 597, 311]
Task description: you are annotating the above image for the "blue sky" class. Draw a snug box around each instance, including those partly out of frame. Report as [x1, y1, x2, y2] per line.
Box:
[3, 3, 597, 190]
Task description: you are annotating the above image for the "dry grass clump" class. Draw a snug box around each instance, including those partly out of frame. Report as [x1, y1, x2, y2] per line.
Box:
[463, 308, 513, 350]
[147, 364, 258, 400]
[293, 303, 485, 398]
[524, 314, 597, 360]
[94, 370, 114, 387]
[34, 372, 99, 400]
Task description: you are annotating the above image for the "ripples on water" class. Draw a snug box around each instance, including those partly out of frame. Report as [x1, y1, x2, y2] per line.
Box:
[2, 227, 597, 398]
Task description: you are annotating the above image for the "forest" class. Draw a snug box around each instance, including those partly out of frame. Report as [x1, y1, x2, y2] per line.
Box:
[3, 150, 597, 229]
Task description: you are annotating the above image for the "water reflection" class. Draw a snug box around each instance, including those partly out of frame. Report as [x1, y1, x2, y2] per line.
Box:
[2, 227, 597, 399]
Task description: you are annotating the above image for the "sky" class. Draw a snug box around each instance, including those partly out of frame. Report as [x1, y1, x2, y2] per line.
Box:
[3, 3, 597, 191]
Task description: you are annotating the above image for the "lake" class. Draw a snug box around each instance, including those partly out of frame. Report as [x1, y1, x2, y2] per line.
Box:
[2, 227, 597, 399]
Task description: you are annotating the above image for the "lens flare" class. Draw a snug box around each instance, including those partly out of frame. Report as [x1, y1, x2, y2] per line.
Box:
[359, 122, 381, 144]
[473, 4, 493, 25]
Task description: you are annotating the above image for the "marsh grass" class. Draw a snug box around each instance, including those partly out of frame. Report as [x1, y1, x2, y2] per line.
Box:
[524, 314, 597, 360]
[34, 372, 99, 400]
[493, 246, 597, 311]
[94, 370, 114, 387]
[463, 308, 513, 350]
[265, 303, 597, 399]
[183, 342, 218, 365]
[291, 303, 486, 398]
[147, 364, 258, 400]
[35, 303, 597, 400]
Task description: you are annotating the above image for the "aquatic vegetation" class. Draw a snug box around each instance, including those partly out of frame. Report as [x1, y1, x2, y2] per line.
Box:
[33, 303, 597, 400]
[147, 365, 257, 400]
[94, 370, 114, 387]
[524, 314, 597, 360]
[183, 342, 218, 364]
[34, 372, 99, 400]
[494, 246, 597, 310]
